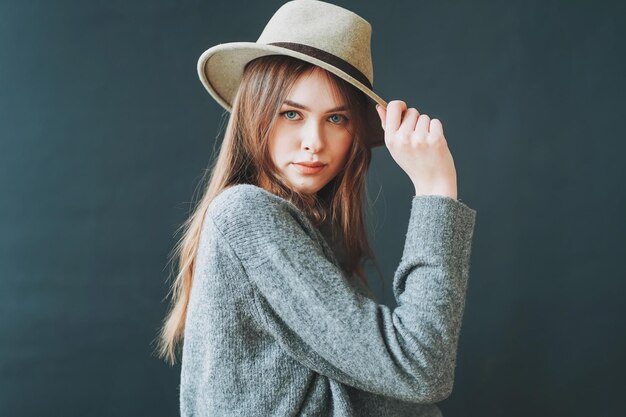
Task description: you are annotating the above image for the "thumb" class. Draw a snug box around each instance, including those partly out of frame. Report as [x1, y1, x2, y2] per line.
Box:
[375, 104, 386, 129]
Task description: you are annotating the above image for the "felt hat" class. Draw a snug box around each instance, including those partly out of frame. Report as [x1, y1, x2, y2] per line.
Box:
[197, 0, 387, 148]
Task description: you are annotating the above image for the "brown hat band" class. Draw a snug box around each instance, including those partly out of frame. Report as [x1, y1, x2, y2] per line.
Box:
[267, 42, 373, 90]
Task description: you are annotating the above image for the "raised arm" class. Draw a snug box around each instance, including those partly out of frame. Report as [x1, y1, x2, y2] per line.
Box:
[208, 184, 477, 403]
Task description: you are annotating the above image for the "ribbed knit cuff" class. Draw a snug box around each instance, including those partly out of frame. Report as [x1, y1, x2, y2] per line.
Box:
[402, 195, 477, 265]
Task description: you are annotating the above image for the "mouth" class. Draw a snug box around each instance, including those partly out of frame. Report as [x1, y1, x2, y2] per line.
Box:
[292, 162, 326, 175]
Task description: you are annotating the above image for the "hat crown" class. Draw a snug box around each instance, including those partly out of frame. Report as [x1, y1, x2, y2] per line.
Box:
[256, 0, 374, 84]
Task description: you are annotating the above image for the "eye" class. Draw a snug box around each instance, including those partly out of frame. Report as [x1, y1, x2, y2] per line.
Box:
[279, 110, 349, 125]
[329, 114, 348, 125]
[280, 110, 301, 121]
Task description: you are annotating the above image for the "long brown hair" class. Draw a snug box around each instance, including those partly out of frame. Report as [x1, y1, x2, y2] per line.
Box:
[155, 55, 384, 366]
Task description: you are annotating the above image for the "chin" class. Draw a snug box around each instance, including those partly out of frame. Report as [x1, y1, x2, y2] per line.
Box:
[289, 179, 326, 195]
[293, 185, 322, 195]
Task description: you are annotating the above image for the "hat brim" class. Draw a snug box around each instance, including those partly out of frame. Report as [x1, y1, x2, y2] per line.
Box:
[197, 42, 387, 148]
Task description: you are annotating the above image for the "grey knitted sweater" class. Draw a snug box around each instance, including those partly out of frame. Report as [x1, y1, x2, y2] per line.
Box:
[180, 183, 477, 416]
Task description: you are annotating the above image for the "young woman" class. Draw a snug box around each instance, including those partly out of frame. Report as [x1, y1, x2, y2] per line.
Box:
[156, 1, 477, 416]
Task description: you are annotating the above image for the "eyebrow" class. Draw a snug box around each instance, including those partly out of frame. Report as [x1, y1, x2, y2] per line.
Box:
[282, 100, 349, 113]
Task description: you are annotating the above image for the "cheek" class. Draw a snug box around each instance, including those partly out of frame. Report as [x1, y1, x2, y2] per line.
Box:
[336, 135, 353, 157]
[269, 135, 296, 166]
[328, 138, 353, 169]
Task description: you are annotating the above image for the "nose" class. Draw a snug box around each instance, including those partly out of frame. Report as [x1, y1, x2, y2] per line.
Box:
[300, 119, 324, 153]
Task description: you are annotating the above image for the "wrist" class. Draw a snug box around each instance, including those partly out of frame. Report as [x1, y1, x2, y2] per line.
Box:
[413, 187, 457, 200]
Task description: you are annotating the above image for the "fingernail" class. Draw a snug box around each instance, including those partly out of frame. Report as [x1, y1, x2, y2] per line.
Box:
[376, 104, 380, 110]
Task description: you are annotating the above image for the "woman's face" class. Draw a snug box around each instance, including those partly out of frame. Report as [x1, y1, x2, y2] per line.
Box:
[267, 68, 353, 195]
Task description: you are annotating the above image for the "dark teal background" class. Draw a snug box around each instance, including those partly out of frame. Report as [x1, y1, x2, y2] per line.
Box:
[1, 0, 624, 416]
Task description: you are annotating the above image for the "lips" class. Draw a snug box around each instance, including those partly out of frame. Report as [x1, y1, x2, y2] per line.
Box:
[294, 161, 325, 167]
[293, 162, 326, 175]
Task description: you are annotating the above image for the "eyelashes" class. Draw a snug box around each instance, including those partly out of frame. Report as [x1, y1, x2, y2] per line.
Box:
[279, 110, 349, 125]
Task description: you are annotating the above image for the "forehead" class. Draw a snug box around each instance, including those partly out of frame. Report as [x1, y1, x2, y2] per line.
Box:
[284, 68, 344, 108]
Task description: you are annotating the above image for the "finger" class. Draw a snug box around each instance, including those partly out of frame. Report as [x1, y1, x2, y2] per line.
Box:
[430, 118, 444, 136]
[399, 108, 419, 133]
[415, 113, 430, 134]
[386, 100, 407, 133]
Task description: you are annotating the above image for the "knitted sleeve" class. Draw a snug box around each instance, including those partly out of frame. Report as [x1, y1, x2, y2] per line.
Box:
[207, 184, 477, 404]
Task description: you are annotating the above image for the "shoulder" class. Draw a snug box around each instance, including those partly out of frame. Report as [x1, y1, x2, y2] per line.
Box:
[205, 184, 318, 268]
[206, 183, 295, 236]
[208, 184, 283, 217]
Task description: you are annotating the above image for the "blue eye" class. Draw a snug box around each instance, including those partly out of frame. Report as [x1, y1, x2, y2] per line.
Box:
[282, 110, 300, 120]
[279, 110, 348, 124]
[329, 114, 347, 124]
